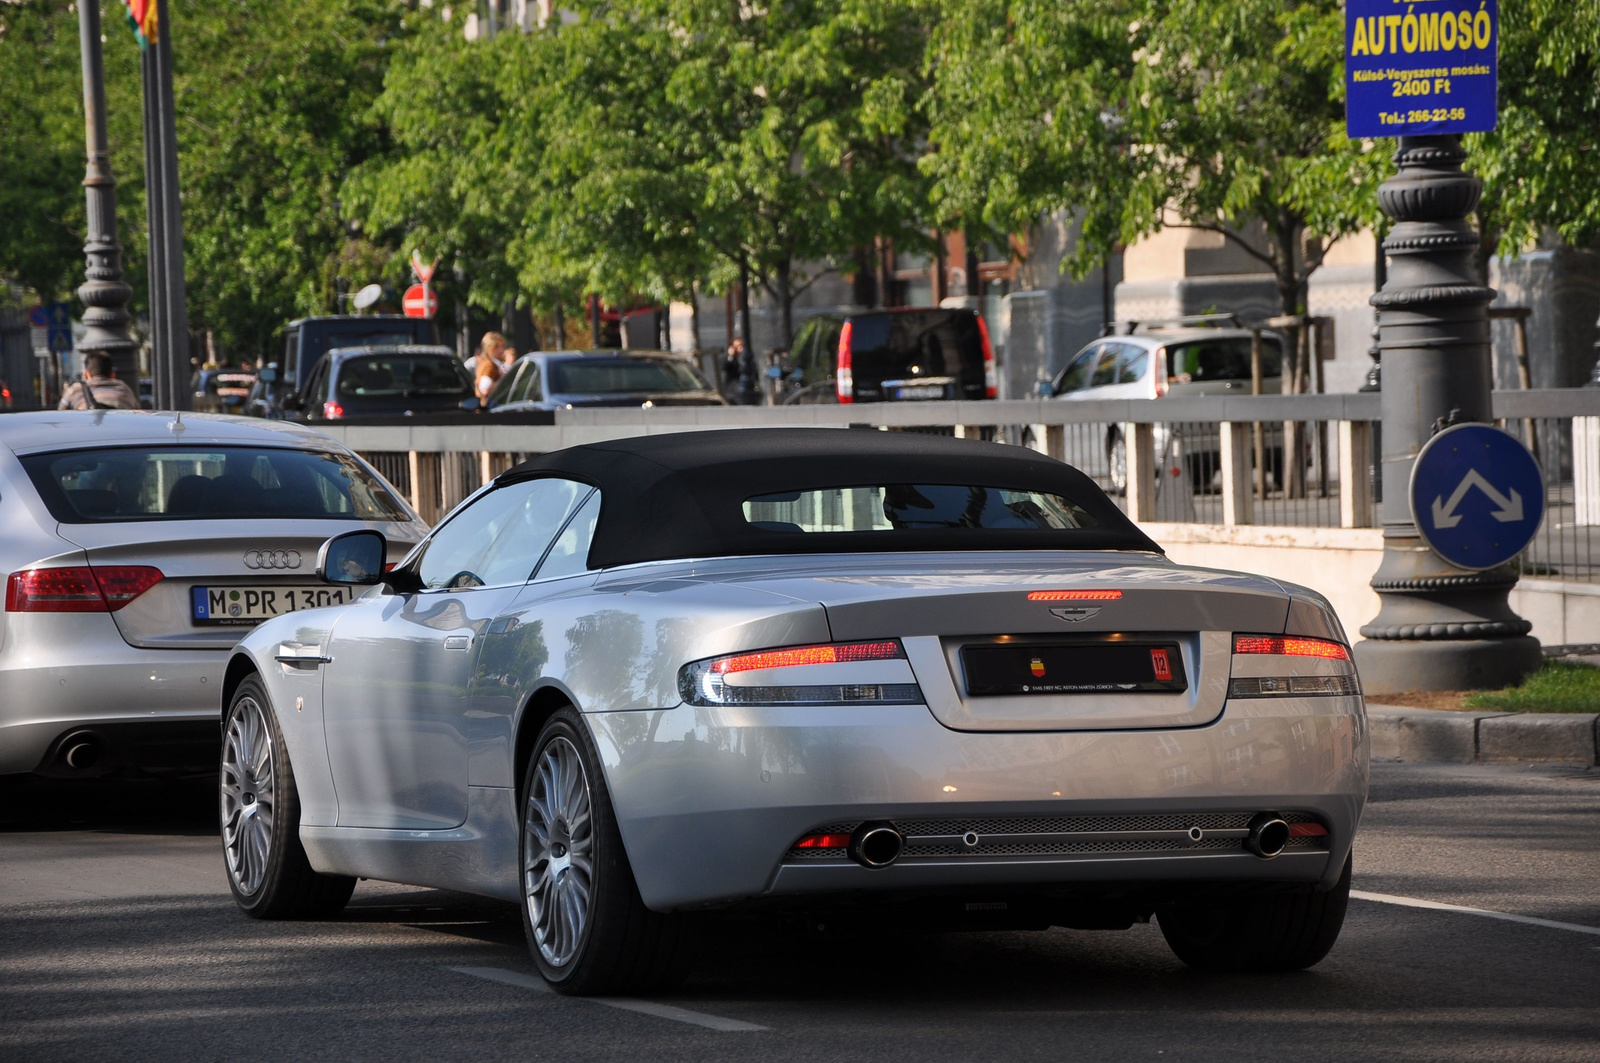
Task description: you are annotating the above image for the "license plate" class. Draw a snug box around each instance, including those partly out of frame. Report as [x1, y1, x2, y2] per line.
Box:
[962, 641, 1188, 696]
[191, 585, 355, 626]
[893, 385, 945, 400]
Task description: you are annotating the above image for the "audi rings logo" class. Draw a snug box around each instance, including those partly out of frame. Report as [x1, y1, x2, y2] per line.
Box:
[243, 549, 302, 570]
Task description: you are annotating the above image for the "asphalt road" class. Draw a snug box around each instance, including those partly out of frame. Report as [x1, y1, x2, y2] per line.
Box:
[2, 761, 1597, 1062]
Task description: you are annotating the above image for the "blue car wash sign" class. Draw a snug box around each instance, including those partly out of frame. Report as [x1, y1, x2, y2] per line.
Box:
[1409, 422, 1542, 571]
[1346, 0, 1497, 136]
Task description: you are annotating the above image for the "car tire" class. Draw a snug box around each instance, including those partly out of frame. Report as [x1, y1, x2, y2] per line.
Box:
[519, 707, 686, 995]
[1107, 429, 1128, 495]
[1157, 853, 1352, 972]
[221, 675, 356, 919]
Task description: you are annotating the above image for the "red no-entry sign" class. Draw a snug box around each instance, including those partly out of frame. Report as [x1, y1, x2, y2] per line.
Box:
[402, 284, 437, 319]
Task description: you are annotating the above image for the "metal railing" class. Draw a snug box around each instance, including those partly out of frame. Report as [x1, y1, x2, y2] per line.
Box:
[317, 390, 1600, 583]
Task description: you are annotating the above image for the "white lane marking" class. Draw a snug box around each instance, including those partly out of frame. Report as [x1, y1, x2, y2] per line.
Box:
[448, 966, 768, 1032]
[1352, 891, 1600, 938]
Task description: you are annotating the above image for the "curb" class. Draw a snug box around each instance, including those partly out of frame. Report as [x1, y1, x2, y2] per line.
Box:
[1368, 706, 1600, 765]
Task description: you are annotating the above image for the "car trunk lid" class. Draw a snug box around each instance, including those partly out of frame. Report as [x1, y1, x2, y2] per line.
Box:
[699, 552, 1291, 732]
[52, 520, 417, 650]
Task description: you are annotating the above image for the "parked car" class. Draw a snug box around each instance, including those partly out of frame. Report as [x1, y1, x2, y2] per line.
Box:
[221, 428, 1364, 994]
[191, 367, 258, 414]
[0, 410, 428, 779]
[485, 350, 725, 412]
[277, 315, 440, 393]
[290, 345, 474, 422]
[779, 307, 996, 405]
[1050, 321, 1286, 492]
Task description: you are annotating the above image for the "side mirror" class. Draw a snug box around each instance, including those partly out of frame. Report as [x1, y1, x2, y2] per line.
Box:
[459, 396, 482, 412]
[764, 365, 784, 380]
[317, 530, 386, 586]
[259, 365, 278, 384]
[1035, 379, 1055, 398]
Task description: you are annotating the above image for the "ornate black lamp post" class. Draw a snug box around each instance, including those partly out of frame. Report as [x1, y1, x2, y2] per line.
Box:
[1354, 136, 1540, 692]
[75, 0, 139, 383]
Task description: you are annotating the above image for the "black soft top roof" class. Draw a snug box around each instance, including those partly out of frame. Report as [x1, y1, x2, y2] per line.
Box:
[500, 428, 1161, 568]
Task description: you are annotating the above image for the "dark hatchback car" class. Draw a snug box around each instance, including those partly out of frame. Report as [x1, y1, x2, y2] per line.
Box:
[779, 307, 996, 404]
[486, 350, 725, 412]
[290, 345, 474, 422]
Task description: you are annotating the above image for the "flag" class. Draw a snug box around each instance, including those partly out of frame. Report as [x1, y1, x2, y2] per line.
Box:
[120, 0, 159, 49]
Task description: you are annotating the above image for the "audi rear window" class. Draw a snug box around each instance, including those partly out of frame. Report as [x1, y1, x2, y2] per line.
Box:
[21, 446, 411, 523]
[742, 485, 1099, 533]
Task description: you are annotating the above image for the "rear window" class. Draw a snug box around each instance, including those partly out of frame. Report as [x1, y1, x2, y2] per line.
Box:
[846, 311, 984, 378]
[21, 446, 411, 523]
[547, 358, 707, 395]
[1166, 337, 1282, 383]
[742, 485, 1099, 533]
[336, 356, 469, 398]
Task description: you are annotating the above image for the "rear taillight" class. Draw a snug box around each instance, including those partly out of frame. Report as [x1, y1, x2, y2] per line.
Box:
[679, 639, 920, 706]
[323, 401, 345, 420]
[1234, 635, 1350, 660]
[836, 321, 854, 404]
[1228, 633, 1358, 699]
[5, 566, 163, 613]
[977, 315, 997, 398]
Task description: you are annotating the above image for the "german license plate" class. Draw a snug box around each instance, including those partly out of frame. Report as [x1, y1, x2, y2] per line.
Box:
[961, 641, 1188, 696]
[191, 585, 355, 626]
[893, 384, 945, 400]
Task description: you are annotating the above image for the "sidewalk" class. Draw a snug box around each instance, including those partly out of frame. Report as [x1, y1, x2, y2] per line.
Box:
[1368, 705, 1600, 765]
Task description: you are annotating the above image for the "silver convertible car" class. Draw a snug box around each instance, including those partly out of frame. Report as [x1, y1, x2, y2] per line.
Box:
[0, 411, 427, 778]
[221, 428, 1366, 993]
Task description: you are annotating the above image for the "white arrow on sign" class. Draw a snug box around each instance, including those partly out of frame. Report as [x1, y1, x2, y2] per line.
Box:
[1431, 469, 1524, 529]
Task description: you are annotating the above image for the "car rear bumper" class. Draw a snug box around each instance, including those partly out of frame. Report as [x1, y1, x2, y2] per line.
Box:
[588, 696, 1367, 911]
[0, 645, 225, 775]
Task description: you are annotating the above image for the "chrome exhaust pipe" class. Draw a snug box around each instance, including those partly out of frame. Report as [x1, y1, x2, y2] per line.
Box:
[1245, 813, 1291, 859]
[58, 731, 104, 772]
[850, 823, 904, 868]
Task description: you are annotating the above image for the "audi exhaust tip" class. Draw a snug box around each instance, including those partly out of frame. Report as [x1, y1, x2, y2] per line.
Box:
[850, 823, 904, 868]
[1245, 813, 1291, 859]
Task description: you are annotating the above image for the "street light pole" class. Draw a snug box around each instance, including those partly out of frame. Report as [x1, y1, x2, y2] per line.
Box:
[1354, 135, 1540, 693]
[75, 0, 138, 385]
[142, 0, 190, 410]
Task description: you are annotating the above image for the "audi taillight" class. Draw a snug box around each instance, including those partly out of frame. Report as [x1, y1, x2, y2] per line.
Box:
[5, 566, 163, 613]
[679, 639, 919, 706]
[977, 315, 997, 398]
[836, 322, 854, 404]
[323, 401, 345, 420]
[1228, 633, 1359, 698]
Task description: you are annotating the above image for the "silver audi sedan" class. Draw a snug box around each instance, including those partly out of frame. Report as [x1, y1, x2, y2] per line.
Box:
[221, 428, 1366, 993]
[0, 410, 427, 778]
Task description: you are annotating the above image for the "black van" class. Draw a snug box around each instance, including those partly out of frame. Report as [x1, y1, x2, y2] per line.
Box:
[278, 316, 439, 391]
[780, 308, 995, 404]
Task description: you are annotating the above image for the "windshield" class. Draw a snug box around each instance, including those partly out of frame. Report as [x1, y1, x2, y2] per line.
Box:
[21, 446, 412, 523]
[1166, 337, 1282, 383]
[547, 358, 707, 395]
[845, 311, 984, 378]
[336, 355, 470, 398]
[742, 484, 1099, 533]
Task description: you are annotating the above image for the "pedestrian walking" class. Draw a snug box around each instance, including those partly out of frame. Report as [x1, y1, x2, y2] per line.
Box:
[58, 352, 140, 411]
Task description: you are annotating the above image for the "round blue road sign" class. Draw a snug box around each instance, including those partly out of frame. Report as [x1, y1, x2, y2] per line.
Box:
[1409, 423, 1543, 571]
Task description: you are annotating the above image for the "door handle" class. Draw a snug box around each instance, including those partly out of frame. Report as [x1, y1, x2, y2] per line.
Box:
[444, 635, 472, 651]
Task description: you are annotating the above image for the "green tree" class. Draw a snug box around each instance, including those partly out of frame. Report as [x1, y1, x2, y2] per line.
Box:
[926, 0, 1379, 351]
[0, 1, 147, 307]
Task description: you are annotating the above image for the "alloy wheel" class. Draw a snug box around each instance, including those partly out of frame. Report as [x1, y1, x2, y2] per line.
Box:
[523, 736, 595, 968]
[221, 696, 276, 896]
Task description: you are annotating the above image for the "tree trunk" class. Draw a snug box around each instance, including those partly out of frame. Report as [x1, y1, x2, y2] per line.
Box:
[776, 258, 794, 349]
[689, 283, 701, 352]
[551, 299, 565, 351]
